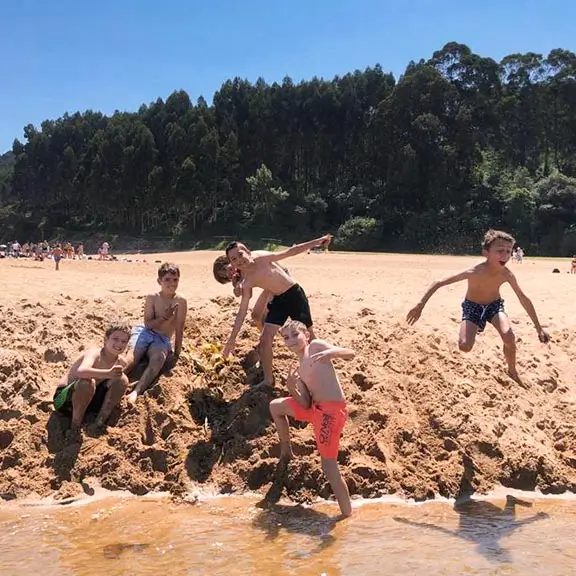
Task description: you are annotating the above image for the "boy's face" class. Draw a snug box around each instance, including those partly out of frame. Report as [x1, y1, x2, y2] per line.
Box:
[158, 272, 179, 294]
[105, 331, 130, 355]
[484, 240, 513, 267]
[281, 325, 308, 352]
[227, 245, 252, 271]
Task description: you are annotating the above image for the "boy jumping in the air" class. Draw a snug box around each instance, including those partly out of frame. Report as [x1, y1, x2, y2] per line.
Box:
[269, 320, 354, 517]
[125, 262, 187, 404]
[53, 320, 131, 436]
[222, 234, 331, 386]
[406, 229, 549, 380]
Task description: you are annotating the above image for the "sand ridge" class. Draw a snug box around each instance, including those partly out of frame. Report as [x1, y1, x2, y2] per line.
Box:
[0, 251, 575, 503]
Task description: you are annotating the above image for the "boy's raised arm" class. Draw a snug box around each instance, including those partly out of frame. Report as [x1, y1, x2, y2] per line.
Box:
[223, 288, 253, 357]
[406, 269, 472, 325]
[257, 235, 331, 264]
[507, 272, 550, 342]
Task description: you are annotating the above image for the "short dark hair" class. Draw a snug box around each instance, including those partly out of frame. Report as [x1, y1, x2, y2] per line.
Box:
[105, 319, 132, 339]
[158, 262, 180, 279]
[482, 229, 515, 250]
[225, 241, 239, 255]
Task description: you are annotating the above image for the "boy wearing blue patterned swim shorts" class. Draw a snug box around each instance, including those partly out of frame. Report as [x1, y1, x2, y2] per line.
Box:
[406, 229, 549, 380]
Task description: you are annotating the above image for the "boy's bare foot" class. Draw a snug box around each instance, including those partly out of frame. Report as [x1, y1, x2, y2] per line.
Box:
[127, 390, 139, 405]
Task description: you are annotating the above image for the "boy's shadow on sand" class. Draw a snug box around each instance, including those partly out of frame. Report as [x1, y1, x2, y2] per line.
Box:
[393, 455, 549, 564]
[252, 503, 342, 556]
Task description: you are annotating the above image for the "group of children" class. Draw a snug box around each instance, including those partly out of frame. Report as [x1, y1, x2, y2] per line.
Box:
[52, 229, 550, 517]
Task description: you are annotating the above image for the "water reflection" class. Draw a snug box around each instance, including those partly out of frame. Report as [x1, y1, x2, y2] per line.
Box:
[394, 494, 549, 564]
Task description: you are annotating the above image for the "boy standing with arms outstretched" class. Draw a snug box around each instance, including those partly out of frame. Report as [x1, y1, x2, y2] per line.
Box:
[222, 234, 331, 386]
[53, 320, 131, 436]
[269, 320, 354, 517]
[406, 229, 549, 380]
[126, 262, 188, 404]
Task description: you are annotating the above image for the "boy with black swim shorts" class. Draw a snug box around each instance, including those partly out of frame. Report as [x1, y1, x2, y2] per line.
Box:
[222, 234, 331, 387]
[406, 229, 549, 380]
[53, 320, 131, 437]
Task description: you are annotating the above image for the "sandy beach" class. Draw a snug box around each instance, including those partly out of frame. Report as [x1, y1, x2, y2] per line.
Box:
[0, 250, 575, 503]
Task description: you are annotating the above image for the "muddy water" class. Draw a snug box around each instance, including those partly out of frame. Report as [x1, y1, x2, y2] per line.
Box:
[1, 493, 575, 576]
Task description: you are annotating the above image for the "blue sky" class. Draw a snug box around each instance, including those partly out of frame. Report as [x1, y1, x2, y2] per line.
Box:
[1, 0, 574, 152]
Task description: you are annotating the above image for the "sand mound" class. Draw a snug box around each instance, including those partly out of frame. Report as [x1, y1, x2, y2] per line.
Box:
[0, 296, 575, 504]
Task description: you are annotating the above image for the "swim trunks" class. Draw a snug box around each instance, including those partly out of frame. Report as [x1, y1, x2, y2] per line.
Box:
[265, 284, 313, 328]
[285, 398, 347, 459]
[129, 325, 172, 353]
[462, 298, 505, 332]
[53, 379, 109, 415]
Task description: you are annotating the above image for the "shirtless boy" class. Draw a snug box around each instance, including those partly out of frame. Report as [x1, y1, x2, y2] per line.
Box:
[125, 262, 187, 404]
[222, 234, 331, 386]
[269, 320, 354, 517]
[213, 255, 290, 331]
[406, 229, 549, 380]
[53, 320, 131, 435]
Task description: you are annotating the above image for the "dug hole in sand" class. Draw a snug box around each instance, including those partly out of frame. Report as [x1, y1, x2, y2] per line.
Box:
[0, 252, 575, 504]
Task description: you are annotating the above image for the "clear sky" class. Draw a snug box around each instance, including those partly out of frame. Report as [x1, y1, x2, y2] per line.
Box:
[1, 0, 574, 152]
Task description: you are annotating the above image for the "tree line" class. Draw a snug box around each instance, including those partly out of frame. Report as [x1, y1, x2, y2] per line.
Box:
[2, 42, 576, 254]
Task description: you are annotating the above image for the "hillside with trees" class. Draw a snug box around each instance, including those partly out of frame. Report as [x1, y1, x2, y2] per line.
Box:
[2, 42, 576, 254]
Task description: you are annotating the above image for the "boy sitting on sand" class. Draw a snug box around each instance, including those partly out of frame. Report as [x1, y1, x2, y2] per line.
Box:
[53, 320, 131, 436]
[125, 262, 187, 404]
[222, 235, 331, 386]
[406, 229, 549, 380]
[269, 320, 354, 517]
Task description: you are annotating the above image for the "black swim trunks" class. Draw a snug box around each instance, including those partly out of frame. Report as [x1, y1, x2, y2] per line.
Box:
[265, 284, 313, 328]
[53, 380, 109, 416]
[461, 298, 505, 332]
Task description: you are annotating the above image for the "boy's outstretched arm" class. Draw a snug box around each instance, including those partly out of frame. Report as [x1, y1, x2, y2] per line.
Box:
[507, 272, 550, 342]
[257, 235, 331, 264]
[223, 288, 253, 357]
[406, 269, 472, 325]
[309, 339, 355, 363]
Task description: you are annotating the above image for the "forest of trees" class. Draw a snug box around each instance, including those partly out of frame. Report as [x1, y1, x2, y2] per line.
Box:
[2, 42, 576, 254]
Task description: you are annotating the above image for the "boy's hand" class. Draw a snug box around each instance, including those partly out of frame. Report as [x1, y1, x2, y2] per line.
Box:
[163, 303, 178, 320]
[537, 329, 550, 343]
[222, 342, 234, 358]
[109, 363, 124, 378]
[310, 349, 334, 364]
[317, 234, 332, 248]
[286, 366, 299, 390]
[406, 303, 423, 325]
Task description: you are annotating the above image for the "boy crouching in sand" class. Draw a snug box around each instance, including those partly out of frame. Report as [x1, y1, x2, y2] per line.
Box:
[125, 262, 187, 404]
[53, 320, 131, 435]
[269, 320, 354, 517]
[406, 229, 549, 380]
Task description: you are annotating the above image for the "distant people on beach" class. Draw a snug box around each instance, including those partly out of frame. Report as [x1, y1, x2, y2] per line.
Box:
[53, 320, 131, 440]
[52, 244, 63, 271]
[512, 247, 524, 264]
[124, 262, 187, 405]
[571, 256, 576, 274]
[407, 229, 549, 381]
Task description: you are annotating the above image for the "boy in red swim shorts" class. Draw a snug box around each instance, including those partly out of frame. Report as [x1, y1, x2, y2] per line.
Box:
[269, 320, 355, 517]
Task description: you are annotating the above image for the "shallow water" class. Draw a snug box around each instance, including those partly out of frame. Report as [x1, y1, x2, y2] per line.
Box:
[1, 492, 575, 576]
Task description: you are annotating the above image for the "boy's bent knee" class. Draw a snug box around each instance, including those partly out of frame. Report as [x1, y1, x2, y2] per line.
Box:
[501, 329, 516, 346]
[110, 374, 129, 390]
[269, 398, 291, 417]
[76, 379, 96, 394]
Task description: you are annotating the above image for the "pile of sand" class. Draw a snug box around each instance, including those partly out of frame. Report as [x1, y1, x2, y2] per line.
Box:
[1, 292, 575, 504]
